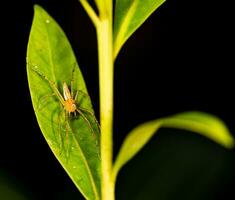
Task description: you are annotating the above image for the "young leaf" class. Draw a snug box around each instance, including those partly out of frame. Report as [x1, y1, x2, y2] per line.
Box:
[113, 111, 235, 180]
[113, 0, 166, 59]
[26, 5, 100, 200]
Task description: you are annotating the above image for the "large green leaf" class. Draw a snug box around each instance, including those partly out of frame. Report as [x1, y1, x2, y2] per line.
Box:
[113, 112, 235, 180]
[26, 5, 100, 200]
[113, 0, 166, 59]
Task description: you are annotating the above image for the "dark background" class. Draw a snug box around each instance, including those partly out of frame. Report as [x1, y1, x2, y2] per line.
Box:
[1, 0, 235, 199]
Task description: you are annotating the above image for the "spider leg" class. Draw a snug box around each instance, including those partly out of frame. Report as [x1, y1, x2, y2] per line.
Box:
[57, 108, 65, 153]
[74, 90, 94, 114]
[76, 109, 97, 139]
[64, 111, 73, 160]
[74, 90, 78, 102]
[74, 90, 90, 101]
[65, 112, 70, 145]
[37, 93, 56, 111]
[30, 66, 65, 105]
[70, 63, 77, 98]
[74, 89, 99, 129]
[79, 107, 100, 129]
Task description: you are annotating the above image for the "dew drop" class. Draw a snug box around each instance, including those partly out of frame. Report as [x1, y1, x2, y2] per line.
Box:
[45, 19, 50, 24]
[73, 166, 76, 169]
[34, 65, 38, 69]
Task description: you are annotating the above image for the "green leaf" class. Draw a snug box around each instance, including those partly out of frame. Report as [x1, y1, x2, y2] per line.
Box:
[26, 5, 100, 200]
[113, 0, 166, 59]
[113, 111, 235, 180]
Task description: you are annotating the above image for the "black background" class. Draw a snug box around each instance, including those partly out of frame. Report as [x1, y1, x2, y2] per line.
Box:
[1, 0, 235, 199]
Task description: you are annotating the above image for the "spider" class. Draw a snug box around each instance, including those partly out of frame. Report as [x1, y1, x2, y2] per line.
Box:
[31, 65, 99, 146]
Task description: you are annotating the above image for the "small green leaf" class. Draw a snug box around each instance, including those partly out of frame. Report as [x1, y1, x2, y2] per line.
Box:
[113, 0, 166, 59]
[113, 111, 234, 180]
[160, 112, 234, 148]
[26, 5, 100, 200]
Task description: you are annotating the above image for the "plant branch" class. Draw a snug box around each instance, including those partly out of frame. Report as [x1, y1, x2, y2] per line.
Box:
[79, 0, 100, 27]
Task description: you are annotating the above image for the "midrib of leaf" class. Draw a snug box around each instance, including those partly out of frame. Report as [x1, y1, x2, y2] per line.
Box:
[70, 125, 100, 200]
[114, 0, 138, 59]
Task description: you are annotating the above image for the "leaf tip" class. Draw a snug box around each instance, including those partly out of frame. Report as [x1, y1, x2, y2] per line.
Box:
[224, 137, 235, 149]
[33, 4, 49, 19]
[33, 4, 43, 12]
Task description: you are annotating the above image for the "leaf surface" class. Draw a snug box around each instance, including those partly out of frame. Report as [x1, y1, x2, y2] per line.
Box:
[113, 112, 234, 179]
[113, 0, 166, 59]
[26, 5, 100, 200]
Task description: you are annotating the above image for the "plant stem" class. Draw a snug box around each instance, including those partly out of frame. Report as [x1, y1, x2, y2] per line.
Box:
[96, 2, 114, 200]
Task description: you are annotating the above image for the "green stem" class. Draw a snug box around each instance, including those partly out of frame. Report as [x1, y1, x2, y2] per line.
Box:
[96, 2, 114, 200]
[79, 0, 100, 27]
